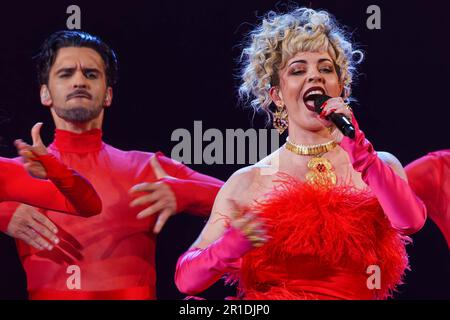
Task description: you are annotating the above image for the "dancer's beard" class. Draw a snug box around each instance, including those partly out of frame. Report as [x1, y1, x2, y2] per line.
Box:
[53, 105, 103, 123]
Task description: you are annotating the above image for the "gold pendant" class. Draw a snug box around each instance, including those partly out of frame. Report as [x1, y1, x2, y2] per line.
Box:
[306, 157, 337, 186]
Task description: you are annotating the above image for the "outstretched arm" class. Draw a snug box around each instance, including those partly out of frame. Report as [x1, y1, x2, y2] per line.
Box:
[406, 152, 450, 247]
[175, 168, 267, 295]
[129, 152, 224, 234]
[320, 99, 426, 234]
[160, 152, 224, 216]
[6, 122, 102, 217]
[0, 157, 101, 217]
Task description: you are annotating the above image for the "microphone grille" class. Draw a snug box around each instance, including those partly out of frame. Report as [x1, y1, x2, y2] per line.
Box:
[313, 95, 331, 113]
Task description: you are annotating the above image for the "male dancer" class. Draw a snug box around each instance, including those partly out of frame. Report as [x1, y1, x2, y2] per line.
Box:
[0, 31, 223, 299]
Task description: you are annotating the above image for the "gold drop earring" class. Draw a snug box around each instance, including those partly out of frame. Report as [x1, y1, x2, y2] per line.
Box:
[273, 103, 288, 135]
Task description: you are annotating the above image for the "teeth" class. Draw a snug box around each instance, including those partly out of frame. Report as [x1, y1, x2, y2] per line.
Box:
[306, 90, 324, 98]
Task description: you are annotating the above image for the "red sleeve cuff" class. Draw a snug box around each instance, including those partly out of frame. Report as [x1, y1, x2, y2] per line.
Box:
[0, 202, 20, 232]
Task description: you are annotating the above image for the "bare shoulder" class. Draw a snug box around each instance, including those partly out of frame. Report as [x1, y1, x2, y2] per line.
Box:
[223, 149, 281, 196]
[220, 164, 264, 200]
[191, 153, 280, 249]
[377, 151, 407, 180]
[191, 165, 262, 249]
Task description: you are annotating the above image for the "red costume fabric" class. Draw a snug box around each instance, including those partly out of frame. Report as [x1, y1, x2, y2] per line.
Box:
[0, 129, 222, 299]
[0, 154, 101, 226]
[405, 150, 450, 248]
[237, 176, 410, 300]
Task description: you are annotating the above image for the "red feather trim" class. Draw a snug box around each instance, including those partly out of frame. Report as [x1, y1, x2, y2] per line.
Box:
[236, 175, 410, 300]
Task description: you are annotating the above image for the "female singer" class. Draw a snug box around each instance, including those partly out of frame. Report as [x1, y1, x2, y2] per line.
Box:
[175, 7, 426, 300]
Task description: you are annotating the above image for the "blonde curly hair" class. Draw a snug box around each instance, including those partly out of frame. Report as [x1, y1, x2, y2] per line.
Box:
[239, 7, 363, 121]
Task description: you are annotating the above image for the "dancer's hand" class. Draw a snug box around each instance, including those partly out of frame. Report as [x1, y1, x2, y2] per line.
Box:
[129, 155, 177, 234]
[6, 204, 59, 251]
[14, 122, 49, 179]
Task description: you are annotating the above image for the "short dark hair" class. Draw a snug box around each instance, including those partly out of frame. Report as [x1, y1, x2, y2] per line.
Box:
[35, 30, 118, 86]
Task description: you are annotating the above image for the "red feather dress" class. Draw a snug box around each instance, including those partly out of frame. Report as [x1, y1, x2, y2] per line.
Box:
[236, 175, 410, 300]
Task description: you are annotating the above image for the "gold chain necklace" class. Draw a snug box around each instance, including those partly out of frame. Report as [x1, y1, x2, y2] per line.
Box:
[285, 137, 337, 186]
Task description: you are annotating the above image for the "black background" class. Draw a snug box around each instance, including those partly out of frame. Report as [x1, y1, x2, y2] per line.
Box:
[0, 0, 448, 299]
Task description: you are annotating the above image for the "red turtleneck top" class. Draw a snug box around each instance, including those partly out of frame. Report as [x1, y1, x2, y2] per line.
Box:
[0, 129, 223, 299]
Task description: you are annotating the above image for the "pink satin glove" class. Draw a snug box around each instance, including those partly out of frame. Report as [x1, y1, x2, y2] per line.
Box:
[175, 226, 253, 295]
[339, 115, 426, 234]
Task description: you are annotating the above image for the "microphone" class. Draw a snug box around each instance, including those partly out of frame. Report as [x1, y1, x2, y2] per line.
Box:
[312, 94, 355, 139]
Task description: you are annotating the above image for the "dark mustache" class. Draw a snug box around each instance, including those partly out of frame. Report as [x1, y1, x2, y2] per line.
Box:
[66, 90, 92, 100]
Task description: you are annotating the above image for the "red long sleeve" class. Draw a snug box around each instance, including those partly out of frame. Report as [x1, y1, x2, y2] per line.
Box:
[0, 201, 20, 233]
[155, 152, 223, 216]
[35, 154, 102, 217]
[0, 156, 101, 218]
